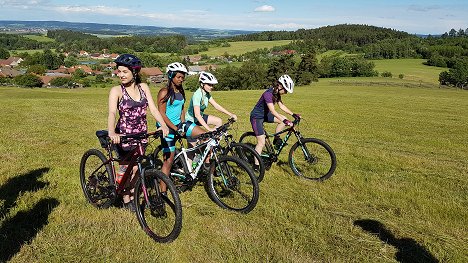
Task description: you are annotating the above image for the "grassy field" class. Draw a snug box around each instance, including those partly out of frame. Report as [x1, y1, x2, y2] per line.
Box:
[199, 40, 292, 57]
[372, 59, 446, 84]
[1, 76, 467, 262]
[23, 34, 55, 42]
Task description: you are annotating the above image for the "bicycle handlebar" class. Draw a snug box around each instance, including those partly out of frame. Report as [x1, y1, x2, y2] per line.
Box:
[193, 118, 236, 141]
[118, 130, 163, 143]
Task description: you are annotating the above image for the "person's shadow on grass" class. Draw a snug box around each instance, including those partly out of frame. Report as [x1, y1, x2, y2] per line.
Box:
[0, 198, 60, 262]
[354, 219, 439, 263]
[0, 167, 50, 217]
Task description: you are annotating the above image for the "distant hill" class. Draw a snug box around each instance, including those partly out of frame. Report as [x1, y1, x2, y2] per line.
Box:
[0, 20, 257, 40]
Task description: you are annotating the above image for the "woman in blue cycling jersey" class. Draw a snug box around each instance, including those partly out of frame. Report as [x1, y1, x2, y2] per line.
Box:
[157, 62, 204, 185]
[250, 75, 300, 159]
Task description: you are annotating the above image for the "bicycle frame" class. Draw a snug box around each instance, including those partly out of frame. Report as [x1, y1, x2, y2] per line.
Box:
[171, 136, 220, 180]
[263, 119, 309, 159]
[168, 119, 235, 183]
[97, 131, 161, 202]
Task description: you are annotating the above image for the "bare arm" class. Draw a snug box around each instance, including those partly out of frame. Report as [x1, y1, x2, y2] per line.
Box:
[107, 86, 121, 143]
[278, 101, 294, 116]
[266, 102, 286, 122]
[141, 84, 169, 136]
[209, 97, 237, 120]
[157, 88, 179, 131]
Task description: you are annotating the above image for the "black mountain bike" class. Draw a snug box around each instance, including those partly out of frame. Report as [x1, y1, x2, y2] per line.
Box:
[79, 130, 182, 243]
[217, 119, 265, 182]
[239, 117, 336, 181]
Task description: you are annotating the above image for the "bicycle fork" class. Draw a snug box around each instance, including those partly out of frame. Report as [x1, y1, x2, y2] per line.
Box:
[295, 132, 313, 161]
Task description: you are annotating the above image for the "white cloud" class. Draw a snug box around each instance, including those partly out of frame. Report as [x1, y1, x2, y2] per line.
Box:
[54, 5, 131, 16]
[0, 0, 47, 8]
[254, 5, 275, 12]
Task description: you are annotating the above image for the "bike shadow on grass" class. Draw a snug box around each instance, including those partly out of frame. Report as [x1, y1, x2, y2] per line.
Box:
[0, 198, 60, 262]
[354, 219, 439, 263]
[275, 160, 295, 175]
[0, 167, 50, 216]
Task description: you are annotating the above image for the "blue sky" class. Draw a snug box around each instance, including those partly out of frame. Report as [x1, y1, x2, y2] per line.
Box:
[0, 0, 467, 34]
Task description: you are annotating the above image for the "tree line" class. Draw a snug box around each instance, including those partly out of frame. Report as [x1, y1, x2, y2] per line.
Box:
[2, 25, 467, 89]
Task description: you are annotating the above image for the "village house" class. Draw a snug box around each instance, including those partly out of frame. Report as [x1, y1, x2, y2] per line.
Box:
[0, 66, 21, 77]
[270, 49, 297, 56]
[188, 55, 202, 65]
[0, 57, 24, 67]
[187, 65, 203, 75]
[68, 65, 93, 75]
[79, 50, 89, 57]
[140, 67, 164, 83]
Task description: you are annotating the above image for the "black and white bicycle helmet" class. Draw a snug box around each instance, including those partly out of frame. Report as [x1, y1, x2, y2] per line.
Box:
[166, 62, 188, 74]
[278, 74, 294, 93]
[199, 71, 218, 85]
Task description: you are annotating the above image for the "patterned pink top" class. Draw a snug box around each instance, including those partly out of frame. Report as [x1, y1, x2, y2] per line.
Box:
[115, 84, 148, 150]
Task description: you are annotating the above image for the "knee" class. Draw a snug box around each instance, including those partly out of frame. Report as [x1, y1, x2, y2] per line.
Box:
[211, 116, 222, 127]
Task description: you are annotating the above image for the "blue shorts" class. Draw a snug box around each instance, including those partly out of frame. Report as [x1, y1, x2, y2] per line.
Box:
[159, 122, 196, 153]
[250, 112, 274, 136]
[185, 114, 209, 143]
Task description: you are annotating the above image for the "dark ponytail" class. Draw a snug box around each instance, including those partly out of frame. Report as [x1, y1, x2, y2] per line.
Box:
[272, 80, 282, 104]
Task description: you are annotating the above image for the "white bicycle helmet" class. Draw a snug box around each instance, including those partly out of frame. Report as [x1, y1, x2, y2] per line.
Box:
[278, 74, 294, 93]
[166, 62, 188, 74]
[199, 71, 218, 85]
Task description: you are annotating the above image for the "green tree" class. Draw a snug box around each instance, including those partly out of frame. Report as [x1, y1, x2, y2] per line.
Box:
[267, 54, 295, 84]
[238, 60, 268, 90]
[72, 68, 87, 79]
[296, 52, 319, 85]
[43, 49, 57, 69]
[95, 74, 105, 83]
[0, 47, 10, 59]
[13, 74, 42, 87]
[216, 65, 241, 90]
[64, 56, 78, 68]
[50, 77, 72, 87]
[27, 64, 47, 75]
[381, 71, 393, 78]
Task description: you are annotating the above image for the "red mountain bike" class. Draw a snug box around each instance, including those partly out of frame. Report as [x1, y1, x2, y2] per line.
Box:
[79, 130, 182, 243]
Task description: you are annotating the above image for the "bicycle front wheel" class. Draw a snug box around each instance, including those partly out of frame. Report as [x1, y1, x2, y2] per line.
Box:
[207, 156, 259, 213]
[79, 149, 116, 208]
[288, 138, 336, 181]
[227, 143, 265, 182]
[134, 169, 182, 243]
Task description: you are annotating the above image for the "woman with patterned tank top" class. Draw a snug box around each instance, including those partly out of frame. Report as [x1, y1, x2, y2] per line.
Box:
[108, 54, 169, 211]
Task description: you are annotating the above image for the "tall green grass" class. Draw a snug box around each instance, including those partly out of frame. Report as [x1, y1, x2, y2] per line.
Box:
[0, 79, 467, 262]
[372, 59, 447, 84]
[199, 40, 292, 57]
[22, 34, 55, 43]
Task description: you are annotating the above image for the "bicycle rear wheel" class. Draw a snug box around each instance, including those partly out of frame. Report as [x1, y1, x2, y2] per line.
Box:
[134, 169, 182, 243]
[226, 142, 265, 182]
[79, 149, 116, 208]
[206, 156, 259, 213]
[288, 138, 336, 181]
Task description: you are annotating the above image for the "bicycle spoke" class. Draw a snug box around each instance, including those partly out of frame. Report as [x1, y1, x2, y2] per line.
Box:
[289, 138, 336, 181]
[207, 156, 259, 213]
